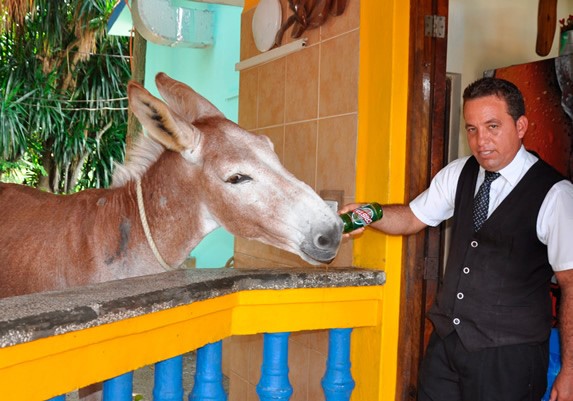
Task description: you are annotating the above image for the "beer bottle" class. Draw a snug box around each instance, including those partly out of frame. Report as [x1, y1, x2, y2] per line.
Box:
[340, 202, 383, 233]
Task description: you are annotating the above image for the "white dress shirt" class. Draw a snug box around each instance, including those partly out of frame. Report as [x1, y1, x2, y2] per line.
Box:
[410, 146, 573, 271]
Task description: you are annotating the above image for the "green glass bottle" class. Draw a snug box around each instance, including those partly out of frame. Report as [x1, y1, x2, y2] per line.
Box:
[340, 202, 383, 233]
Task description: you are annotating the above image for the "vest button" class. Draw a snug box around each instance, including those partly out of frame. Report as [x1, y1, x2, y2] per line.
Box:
[457, 292, 464, 300]
[463, 267, 470, 274]
[471, 240, 478, 248]
[453, 318, 461, 325]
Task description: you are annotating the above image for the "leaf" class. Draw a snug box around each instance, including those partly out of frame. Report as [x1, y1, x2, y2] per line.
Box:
[1, 0, 130, 192]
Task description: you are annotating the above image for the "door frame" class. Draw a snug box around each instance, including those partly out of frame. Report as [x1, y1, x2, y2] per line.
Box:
[396, 0, 449, 399]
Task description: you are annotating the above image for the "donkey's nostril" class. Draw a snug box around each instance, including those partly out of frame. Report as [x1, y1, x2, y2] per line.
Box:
[302, 228, 342, 263]
[316, 234, 330, 248]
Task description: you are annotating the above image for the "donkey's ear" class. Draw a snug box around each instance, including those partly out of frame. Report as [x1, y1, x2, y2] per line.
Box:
[128, 81, 201, 152]
[154, 72, 224, 122]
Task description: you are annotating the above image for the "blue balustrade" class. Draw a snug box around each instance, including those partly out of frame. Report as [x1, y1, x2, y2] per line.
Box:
[154, 356, 184, 401]
[103, 371, 133, 401]
[44, 329, 356, 401]
[321, 328, 355, 401]
[257, 332, 293, 401]
[189, 341, 227, 401]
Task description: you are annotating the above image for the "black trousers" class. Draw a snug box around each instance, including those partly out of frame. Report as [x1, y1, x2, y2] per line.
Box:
[418, 331, 549, 401]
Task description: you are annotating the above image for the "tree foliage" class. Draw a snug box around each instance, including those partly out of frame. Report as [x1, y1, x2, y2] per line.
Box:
[0, 0, 130, 192]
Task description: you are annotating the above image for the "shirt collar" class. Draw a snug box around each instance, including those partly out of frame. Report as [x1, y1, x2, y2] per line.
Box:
[478, 145, 538, 187]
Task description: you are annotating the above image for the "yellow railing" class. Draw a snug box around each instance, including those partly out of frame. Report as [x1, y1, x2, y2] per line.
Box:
[0, 267, 385, 401]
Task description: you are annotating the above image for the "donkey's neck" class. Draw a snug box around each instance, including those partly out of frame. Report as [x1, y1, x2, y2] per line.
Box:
[135, 152, 218, 268]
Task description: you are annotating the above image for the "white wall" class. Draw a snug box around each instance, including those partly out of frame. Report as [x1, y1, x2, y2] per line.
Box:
[447, 0, 573, 155]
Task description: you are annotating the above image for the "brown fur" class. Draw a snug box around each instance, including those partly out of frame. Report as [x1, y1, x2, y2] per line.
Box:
[0, 73, 342, 299]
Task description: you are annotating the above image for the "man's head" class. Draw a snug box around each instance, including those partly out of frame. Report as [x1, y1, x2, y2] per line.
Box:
[462, 77, 528, 172]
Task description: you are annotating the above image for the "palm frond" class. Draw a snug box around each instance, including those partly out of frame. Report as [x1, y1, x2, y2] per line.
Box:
[1, 0, 131, 192]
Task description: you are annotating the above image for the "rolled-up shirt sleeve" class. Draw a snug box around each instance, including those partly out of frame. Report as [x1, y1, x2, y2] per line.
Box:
[409, 156, 469, 227]
[537, 180, 573, 272]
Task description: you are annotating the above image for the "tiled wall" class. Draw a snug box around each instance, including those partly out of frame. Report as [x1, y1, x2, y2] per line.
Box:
[234, 0, 360, 269]
[225, 2, 361, 401]
[224, 330, 331, 401]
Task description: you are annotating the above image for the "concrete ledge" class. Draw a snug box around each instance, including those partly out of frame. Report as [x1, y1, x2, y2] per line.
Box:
[0, 267, 385, 347]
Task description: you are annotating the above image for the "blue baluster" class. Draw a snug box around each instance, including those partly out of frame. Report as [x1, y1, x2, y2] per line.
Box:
[542, 328, 561, 401]
[321, 328, 355, 401]
[189, 341, 227, 401]
[154, 356, 184, 401]
[256, 332, 293, 401]
[46, 396, 65, 401]
[103, 372, 133, 401]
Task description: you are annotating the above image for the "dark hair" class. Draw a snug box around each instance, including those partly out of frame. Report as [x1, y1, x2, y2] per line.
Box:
[462, 77, 526, 122]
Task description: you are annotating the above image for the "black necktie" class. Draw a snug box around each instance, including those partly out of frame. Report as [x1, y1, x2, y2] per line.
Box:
[472, 171, 501, 232]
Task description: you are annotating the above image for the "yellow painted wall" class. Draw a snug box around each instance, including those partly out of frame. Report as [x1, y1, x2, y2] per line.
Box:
[352, 1, 410, 400]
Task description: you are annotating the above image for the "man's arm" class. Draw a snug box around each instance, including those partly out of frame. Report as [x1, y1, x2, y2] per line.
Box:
[339, 203, 427, 236]
[550, 268, 573, 401]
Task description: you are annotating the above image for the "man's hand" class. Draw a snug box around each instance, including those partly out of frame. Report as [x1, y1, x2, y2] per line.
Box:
[338, 203, 366, 238]
[549, 370, 573, 401]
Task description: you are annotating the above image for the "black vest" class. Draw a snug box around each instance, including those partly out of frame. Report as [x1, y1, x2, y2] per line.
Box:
[428, 155, 564, 351]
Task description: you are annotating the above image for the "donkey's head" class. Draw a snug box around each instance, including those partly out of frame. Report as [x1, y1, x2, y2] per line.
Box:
[127, 73, 342, 265]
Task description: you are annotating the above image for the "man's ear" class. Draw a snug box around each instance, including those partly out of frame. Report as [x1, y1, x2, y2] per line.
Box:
[516, 115, 528, 139]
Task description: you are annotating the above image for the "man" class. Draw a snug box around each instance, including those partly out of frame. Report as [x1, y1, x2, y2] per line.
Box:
[341, 77, 573, 401]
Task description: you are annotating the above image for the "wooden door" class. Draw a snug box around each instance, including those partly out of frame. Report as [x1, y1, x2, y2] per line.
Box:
[395, 0, 449, 399]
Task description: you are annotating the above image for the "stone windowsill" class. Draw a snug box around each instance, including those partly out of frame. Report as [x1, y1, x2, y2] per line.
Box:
[0, 267, 386, 348]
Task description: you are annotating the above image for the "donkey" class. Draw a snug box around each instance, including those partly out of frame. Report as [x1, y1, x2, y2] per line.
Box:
[0, 72, 343, 300]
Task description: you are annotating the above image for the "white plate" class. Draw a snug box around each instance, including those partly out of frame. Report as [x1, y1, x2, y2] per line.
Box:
[252, 0, 282, 52]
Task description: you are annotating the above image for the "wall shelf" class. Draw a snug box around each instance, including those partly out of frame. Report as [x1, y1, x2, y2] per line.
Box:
[235, 38, 307, 71]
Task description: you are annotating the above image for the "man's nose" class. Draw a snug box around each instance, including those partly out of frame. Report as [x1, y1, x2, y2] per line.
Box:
[476, 129, 490, 145]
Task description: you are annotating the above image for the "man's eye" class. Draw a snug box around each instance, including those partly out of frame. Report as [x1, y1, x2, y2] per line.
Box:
[226, 174, 252, 184]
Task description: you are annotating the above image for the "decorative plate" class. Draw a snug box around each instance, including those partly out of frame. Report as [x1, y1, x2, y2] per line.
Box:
[252, 0, 282, 52]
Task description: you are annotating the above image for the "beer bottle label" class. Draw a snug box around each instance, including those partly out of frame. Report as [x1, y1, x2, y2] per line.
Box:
[340, 203, 383, 233]
[352, 208, 374, 226]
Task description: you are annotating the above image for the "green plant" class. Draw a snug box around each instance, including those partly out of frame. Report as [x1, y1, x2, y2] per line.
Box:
[0, 0, 130, 193]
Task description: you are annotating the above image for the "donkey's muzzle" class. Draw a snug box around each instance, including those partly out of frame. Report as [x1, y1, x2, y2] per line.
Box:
[301, 226, 342, 264]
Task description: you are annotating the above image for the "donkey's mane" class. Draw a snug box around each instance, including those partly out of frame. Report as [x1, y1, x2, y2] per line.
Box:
[112, 134, 165, 187]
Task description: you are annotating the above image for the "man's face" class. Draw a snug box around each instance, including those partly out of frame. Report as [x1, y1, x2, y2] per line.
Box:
[463, 94, 527, 172]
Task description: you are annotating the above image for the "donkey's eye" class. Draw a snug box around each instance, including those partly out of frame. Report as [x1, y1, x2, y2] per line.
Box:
[226, 173, 252, 184]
